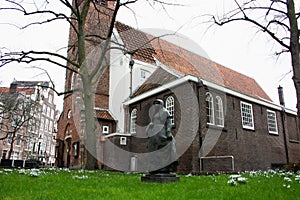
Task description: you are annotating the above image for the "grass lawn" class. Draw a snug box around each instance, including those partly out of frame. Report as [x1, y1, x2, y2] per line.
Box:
[0, 168, 300, 200]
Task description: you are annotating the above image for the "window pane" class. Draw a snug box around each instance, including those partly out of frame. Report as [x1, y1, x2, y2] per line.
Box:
[166, 96, 175, 125]
[130, 109, 137, 133]
[267, 110, 278, 134]
[206, 93, 214, 124]
[216, 96, 224, 126]
[240, 102, 254, 129]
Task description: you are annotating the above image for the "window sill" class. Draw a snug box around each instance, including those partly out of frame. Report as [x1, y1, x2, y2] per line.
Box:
[269, 132, 279, 136]
[242, 127, 255, 132]
[206, 124, 227, 132]
[289, 139, 300, 144]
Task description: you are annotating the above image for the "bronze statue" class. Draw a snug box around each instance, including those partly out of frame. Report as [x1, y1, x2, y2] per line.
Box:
[146, 99, 178, 174]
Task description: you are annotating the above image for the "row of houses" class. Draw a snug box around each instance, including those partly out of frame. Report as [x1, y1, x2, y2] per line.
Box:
[0, 81, 58, 166]
[55, 0, 300, 173]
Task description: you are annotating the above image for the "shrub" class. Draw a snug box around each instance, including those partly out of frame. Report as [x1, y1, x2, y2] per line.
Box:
[285, 161, 300, 172]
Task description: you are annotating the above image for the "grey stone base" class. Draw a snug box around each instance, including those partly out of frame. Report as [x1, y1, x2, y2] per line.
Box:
[141, 173, 180, 183]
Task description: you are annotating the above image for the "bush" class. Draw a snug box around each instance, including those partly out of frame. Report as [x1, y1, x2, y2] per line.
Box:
[285, 161, 300, 172]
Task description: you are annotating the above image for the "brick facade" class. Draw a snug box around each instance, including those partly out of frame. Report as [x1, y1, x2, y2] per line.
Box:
[126, 81, 300, 173]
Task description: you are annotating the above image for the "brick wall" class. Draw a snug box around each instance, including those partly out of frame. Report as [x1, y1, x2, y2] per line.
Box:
[126, 82, 300, 174]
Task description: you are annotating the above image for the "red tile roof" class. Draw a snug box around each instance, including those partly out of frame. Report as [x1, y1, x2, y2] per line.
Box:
[0, 87, 35, 95]
[95, 109, 115, 121]
[117, 26, 271, 101]
[115, 22, 156, 64]
[147, 36, 271, 101]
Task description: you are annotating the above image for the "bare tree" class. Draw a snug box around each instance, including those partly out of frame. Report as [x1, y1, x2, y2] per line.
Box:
[0, 89, 40, 159]
[209, 0, 300, 127]
[0, 0, 176, 169]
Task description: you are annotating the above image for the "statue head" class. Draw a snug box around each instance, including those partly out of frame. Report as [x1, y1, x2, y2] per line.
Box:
[153, 99, 164, 106]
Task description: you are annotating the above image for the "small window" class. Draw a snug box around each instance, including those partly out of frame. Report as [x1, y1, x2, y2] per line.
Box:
[49, 95, 53, 103]
[267, 110, 278, 134]
[216, 96, 224, 127]
[166, 96, 175, 125]
[2, 150, 7, 159]
[206, 93, 214, 125]
[40, 117, 44, 130]
[16, 134, 21, 146]
[120, 137, 127, 145]
[71, 72, 75, 90]
[47, 106, 51, 117]
[130, 109, 137, 133]
[73, 142, 79, 157]
[141, 70, 146, 79]
[43, 104, 47, 114]
[45, 119, 49, 132]
[67, 110, 72, 119]
[240, 101, 254, 130]
[49, 121, 53, 132]
[103, 126, 109, 134]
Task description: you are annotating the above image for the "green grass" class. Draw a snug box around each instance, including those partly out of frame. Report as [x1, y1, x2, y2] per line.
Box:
[0, 169, 300, 200]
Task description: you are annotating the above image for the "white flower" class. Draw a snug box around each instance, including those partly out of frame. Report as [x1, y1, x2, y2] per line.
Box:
[284, 177, 292, 182]
[3, 169, 13, 173]
[295, 175, 300, 181]
[229, 174, 241, 179]
[185, 173, 192, 177]
[227, 179, 237, 186]
[18, 169, 27, 174]
[72, 175, 88, 180]
[237, 177, 247, 183]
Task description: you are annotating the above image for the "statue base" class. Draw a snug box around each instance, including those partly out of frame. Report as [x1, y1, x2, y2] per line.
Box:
[141, 173, 180, 183]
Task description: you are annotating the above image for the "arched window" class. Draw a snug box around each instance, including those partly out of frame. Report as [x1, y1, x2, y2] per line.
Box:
[130, 109, 137, 133]
[216, 96, 224, 126]
[205, 93, 214, 124]
[71, 72, 75, 90]
[165, 96, 175, 125]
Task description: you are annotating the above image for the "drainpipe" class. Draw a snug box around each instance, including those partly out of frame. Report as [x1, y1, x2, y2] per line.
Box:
[278, 85, 289, 164]
[129, 59, 135, 97]
[196, 78, 203, 172]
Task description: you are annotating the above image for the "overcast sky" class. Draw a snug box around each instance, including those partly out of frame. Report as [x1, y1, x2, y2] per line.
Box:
[0, 0, 298, 111]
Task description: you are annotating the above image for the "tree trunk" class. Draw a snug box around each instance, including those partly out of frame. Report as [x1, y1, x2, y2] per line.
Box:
[287, 0, 300, 130]
[82, 73, 98, 170]
[7, 136, 15, 159]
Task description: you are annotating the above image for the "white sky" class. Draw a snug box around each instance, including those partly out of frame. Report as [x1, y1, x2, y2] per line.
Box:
[0, 0, 298, 111]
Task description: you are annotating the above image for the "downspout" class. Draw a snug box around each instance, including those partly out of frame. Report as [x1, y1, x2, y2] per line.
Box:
[129, 58, 135, 97]
[278, 85, 289, 164]
[196, 78, 203, 172]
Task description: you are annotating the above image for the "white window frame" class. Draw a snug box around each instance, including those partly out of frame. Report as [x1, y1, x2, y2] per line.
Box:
[165, 96, 175, 125]
[215, 96, 224, 127]
[103, 125, 109, 134]
[267, 110, 278, 135]
[240, 101, 255, 130]
[49, 95, 53, 103]
[120, 137, 127, 145]
[130, 109, 137, 134]
[206, 92, 214, 125]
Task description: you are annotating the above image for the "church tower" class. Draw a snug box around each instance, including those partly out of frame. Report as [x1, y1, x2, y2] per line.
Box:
[56, 0, 117, 169]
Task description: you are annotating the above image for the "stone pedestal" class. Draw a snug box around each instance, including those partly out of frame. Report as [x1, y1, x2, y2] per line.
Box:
[141, 173, 180, 183]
